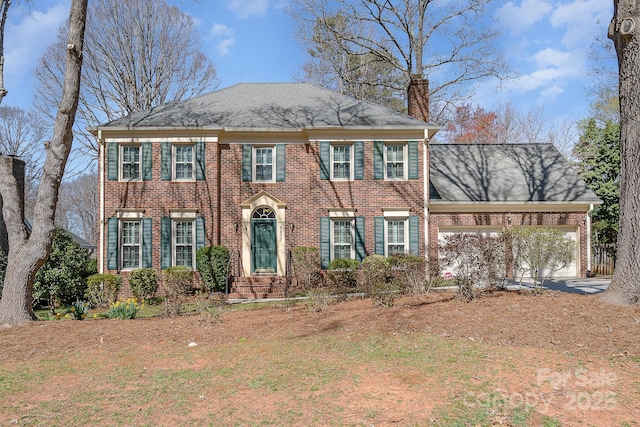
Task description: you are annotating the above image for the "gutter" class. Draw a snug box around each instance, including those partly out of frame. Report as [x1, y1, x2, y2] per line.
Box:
[586, 203, 594, 276]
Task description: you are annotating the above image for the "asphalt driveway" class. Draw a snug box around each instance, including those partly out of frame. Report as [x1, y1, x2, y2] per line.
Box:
[507, 276, 612, 294]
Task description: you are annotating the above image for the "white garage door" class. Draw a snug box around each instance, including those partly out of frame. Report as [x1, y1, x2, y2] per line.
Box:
[437, 227, 578, 279]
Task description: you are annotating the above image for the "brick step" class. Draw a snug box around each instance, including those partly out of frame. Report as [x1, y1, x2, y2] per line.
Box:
[228, 276, 287, 300]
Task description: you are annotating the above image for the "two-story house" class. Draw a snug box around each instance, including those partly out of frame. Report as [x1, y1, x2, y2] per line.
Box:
[92, 82, 600, 297]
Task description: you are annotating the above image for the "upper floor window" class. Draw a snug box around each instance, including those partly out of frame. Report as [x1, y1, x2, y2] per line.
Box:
[254, 147, 274, 182]
[174, 144, 194, 181]
[121, 145, 141, 181]
[385, 144, 407, 180]
[242, 144, 286, 182]
[319, 141, 364, 181]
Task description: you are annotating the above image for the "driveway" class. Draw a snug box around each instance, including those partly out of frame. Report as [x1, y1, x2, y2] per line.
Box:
[507, 276, 611, 294]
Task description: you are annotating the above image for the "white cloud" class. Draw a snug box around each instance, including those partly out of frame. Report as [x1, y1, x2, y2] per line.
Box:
[226, 0, 269, 19]
[205, 23, 236, 57]
[551, 0, 612, 48]
[496, 0, 553, 33]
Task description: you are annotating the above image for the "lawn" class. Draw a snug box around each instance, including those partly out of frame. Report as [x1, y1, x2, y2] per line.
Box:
[1, 290, 639, 426]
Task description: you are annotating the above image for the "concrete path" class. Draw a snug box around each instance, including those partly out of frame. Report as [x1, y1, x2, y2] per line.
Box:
[507, 276, 612, 294]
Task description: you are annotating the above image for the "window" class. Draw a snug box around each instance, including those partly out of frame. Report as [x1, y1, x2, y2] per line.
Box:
[386, 219, 407, 255]
[331, 145, 352, 180]
[120, 145, 141, 181]
[254, 147, 274, 182]
[121, 220, 141, 269]
[332, 219, 354, 260]
[173, 144, 194, 180]
[384, 144, 406, 180]
[174, 220, 194, 268]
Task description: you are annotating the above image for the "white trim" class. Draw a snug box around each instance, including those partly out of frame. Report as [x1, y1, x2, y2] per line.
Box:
[328, 208, 356, 218]
[169, 209, 197, 219]
[105, 136, 217, 143]
[382, 207, 411, 218]
[99, 130, 105, 274]
[116, 210, 144, 219]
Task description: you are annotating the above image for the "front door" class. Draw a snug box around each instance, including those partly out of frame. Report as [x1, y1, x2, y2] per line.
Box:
[252, 219, 276, 273]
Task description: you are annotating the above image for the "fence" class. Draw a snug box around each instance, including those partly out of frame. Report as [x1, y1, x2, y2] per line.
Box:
[591, 244, 615, 276]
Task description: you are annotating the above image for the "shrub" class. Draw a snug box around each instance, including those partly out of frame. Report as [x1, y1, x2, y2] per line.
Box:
[196, 246, 230, 293]
[129, 268, 159, 301]
[85, 274, 122, 308]
[163, 266, 194, 316]
[439, 233, 506, 301]
[108, 298, 143, 319]
[305, 288, 331, 313]
[359, 255, 398, 307]
[327, 258, 359, 299]
[390, 254, 427, 295]
[292, 246, 322, 290]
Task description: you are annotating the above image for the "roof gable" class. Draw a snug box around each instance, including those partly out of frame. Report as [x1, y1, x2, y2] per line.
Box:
[429, 144, 601, 204]
[100, 83, 433, 130]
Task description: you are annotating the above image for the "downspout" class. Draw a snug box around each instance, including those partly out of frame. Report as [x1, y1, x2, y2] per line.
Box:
[423, 133, 429, 264]
[98, 130, 105, 274]
[586, 203, 594, 277]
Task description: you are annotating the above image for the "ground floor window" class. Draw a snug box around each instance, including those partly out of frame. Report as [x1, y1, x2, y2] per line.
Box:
[386, 219, 406, 255]
[332, 219, 354, 260]
[174, 220, 194, 268]
[121, 220, 141, 269]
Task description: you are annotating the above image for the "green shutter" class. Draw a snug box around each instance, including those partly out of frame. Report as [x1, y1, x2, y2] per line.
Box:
[242, 144, 252, 182]
[374, 216, 385, 255]
[142, 142, 152, 181]
[354, 141, 364, 180]
[107, 217, 118, 270]
[408, 140, 419, 179]
[142, 218, 152, 268]
[320, 217, 330, 269]
[319, 141, 330, 180]
[161, 217, 172, 269]
[409, 215, 420, 254]
[195, 216, 205, 251]
[195, 141, 205, 180]
[161, 142, 171, 180]
[374, 141, 384, 179]
[355, 216, 365, 261]
[276, 144, 286, 182]
[107, 142, 118, 181]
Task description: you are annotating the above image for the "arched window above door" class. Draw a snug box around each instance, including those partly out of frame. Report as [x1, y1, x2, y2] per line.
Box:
[252, 207, 276, 219]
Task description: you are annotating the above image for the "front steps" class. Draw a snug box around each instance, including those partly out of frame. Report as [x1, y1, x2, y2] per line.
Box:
[227, 276, 289, 299]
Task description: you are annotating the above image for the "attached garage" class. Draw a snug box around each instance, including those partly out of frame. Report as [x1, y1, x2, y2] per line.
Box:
[428, 144, 602, 278]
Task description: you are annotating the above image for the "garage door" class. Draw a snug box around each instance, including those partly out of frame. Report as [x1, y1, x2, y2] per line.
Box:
[437, 227, 578, 279]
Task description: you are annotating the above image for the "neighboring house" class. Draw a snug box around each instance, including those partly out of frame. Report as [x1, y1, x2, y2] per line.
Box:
[91, 82, 600, 297]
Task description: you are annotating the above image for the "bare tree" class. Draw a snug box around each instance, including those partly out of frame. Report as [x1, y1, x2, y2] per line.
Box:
[56, 172, 97, 245]
[289, 0, 510, 122]
[33, 0, 218, 155]
[602, 0, 640, 305]
[0, 0, 88, 324]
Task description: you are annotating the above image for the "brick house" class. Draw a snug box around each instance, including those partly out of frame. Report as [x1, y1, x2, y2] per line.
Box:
[91, 82, 600, 297]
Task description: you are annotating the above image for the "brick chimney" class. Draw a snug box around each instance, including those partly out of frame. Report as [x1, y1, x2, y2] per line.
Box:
[0, 157, 26, 255]
[407, 76, 429, 122]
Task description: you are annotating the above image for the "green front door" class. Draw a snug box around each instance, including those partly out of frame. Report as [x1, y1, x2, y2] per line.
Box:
[252, 220, 277, 273]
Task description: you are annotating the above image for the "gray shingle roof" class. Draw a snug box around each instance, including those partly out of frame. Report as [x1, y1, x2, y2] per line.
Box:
[100, 83, 433, 130]
[429, 144, 601, 203]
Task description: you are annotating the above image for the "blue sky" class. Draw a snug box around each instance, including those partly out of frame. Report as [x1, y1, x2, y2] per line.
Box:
[2, 0, 614, 126]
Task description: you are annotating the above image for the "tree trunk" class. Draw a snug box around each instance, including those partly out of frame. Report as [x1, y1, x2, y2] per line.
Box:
[602, 0, 640, 304]
[0, 0, 88, 324]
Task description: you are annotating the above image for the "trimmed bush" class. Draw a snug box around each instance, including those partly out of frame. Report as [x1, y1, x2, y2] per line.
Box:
[129, 268, 159, 301]
[359, 255, 397, 308]
[327, 258, 360, 299]
[85, 274, 122, 308]
[196, 246, 230, 293]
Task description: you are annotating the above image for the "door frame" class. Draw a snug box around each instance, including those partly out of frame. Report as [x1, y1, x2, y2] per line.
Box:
[251, 218, 277, 273]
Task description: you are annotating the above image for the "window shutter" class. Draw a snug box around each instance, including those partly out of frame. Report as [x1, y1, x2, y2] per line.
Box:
[195, 141, 205, 180]
[107, 217, 118, 270]
[408, 140, 419, 179]
[107, 142, 118, 181]
[409, 215, 420, 254]
[161, 217, 172, 269]
[161, 142, 171, 180]
[195, 216, 205, 251]
[242, 144, 252, 182]
[374, 216, 385, 255]
[142, 142, 152, 181]
[142, 218, 152, 268]
[354, 141, 364, 180]
[276, 144, 286, 182]
[320, 217, 330, 269]
[355, 216, 365, 261]
[374, 141, 384, 179]
[319, 141, 330, 180]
